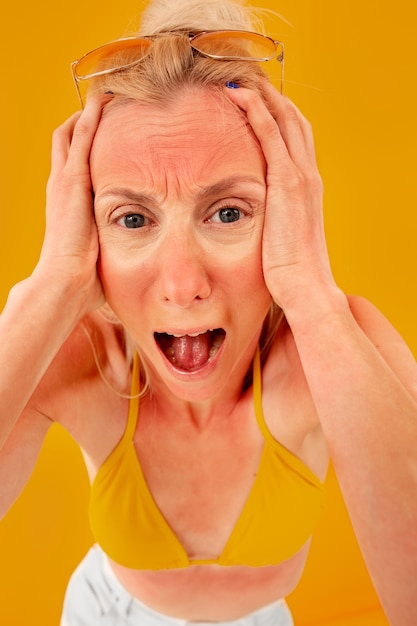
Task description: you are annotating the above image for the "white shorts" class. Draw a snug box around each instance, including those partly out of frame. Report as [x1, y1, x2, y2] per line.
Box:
[60, 545, 294, 626]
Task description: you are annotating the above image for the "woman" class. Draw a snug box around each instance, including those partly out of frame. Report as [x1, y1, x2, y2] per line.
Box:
[0, 0, 416, 624]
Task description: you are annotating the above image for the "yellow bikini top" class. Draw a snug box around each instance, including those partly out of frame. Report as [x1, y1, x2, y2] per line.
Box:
[89, 350, 325, 570]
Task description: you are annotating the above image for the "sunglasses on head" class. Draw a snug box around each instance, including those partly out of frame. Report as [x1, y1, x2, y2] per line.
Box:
[71, 29, 284, 105]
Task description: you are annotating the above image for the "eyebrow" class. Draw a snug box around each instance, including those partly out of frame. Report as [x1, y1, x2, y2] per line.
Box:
[95, 175, 265, 205]
[196, 175, 265, 198]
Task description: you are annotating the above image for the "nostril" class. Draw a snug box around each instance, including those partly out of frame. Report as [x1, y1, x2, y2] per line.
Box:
[159, 266, 211, 306]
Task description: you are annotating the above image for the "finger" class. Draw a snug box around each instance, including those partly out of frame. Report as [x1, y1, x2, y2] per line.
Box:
[47, 94, 112, 196]
[262, 81, 317, 165]
[225, 85, 315, 176]
[49, 111, 82, 182]
[225, 86, 291, 178]
[64, 94, 113, 176]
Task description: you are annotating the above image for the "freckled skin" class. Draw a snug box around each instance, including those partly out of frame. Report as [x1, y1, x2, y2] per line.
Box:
[91, 88, 272, 405]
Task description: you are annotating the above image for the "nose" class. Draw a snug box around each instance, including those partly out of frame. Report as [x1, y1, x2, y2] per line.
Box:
[157, 231, 211, 308]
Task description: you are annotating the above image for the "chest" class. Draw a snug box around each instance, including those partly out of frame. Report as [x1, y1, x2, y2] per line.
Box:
[134, 408, 265, 559]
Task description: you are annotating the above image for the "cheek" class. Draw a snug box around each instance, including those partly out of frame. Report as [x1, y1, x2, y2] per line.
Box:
[220, 240, 265, 289]
[97, 258, 123, 312]
[239, 240, 270, 307]
[97, 248, 143, 311]
[239, 266, 271, 311]
[215, 245, 270, 314]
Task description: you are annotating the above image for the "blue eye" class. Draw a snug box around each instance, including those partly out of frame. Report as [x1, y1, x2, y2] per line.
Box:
[121, 214, 146, 228]
[217, 208, 242, 223]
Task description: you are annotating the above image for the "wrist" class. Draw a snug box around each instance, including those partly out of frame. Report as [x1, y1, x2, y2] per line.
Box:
[30, 262, 102, 318]
[8, 270, 87, 334]
[279, 283, 352, 334]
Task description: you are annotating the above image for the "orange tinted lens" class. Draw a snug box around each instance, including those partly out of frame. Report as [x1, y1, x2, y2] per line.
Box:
[74, 38, 153, 79]
[191, 31, 276, 61]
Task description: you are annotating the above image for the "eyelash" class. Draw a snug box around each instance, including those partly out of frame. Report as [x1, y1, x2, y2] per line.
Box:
[206, 202, 249, 224]
[110, 200, 250, 230]
[116, 213, 148, 229]
[112, 208, 152, 230]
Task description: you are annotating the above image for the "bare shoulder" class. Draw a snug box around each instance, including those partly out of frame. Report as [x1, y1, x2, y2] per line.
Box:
[347, 295, 417, 398]
[27, 310, 131, 440]
[0, 311, 132, 515]
[260, 320, 328, 478]
[347, 294, 410, 344]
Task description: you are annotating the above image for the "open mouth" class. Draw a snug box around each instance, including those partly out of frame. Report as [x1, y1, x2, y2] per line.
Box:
[154, 328, 226, 372]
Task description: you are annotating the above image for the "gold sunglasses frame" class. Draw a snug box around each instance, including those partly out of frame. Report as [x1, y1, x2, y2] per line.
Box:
[71, 29, 285, 105]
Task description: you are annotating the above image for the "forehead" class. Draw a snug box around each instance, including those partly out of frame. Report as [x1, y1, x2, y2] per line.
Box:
[90, 89, 264, 189]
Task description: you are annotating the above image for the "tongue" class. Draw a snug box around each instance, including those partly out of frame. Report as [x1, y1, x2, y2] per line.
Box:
[171, 334, 211, 371]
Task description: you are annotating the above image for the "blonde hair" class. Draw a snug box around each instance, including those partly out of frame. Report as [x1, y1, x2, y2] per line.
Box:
[139, 0, 267, 34]
[89, 0, 283, 104]
[90, 0, 284, 391]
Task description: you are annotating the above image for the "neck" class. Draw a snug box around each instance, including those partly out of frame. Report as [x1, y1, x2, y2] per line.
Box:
[142, 355, 256, 430]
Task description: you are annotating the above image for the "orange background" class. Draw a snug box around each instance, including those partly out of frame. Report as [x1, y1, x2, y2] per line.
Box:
[1, 0, 416, 624]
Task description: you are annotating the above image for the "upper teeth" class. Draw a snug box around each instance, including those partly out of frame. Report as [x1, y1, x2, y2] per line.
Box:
[169, 329, 213, 338]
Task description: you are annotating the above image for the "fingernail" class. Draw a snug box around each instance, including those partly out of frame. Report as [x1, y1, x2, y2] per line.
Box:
[225, 82, 239, 89]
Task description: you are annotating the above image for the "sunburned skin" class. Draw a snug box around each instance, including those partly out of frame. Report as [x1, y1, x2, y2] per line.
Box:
[84, 89, 330, 621]
[90, 88, 272, 403]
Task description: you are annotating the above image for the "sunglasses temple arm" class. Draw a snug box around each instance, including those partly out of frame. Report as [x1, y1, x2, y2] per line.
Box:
[277, 43, 284, 94]
[70, 62, 85, 108]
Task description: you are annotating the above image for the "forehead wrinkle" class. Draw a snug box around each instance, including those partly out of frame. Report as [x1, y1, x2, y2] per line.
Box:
[136, 119, 257, 202]
[101, 91, 256, 155]
[92, 90, 264, 204]
[96, 172, 265, 206]
[141, 106, 250, 151]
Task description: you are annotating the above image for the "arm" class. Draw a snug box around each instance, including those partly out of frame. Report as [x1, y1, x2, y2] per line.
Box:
[226, 84, 417, 626]
[0, 96, 112, 520]
[0, 408, 52, 518]
[283, 293, 417, 626]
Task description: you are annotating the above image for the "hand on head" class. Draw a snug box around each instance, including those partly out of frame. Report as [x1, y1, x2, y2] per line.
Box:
[38, 94, 113, 317]
[225, 82, 332, 311]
